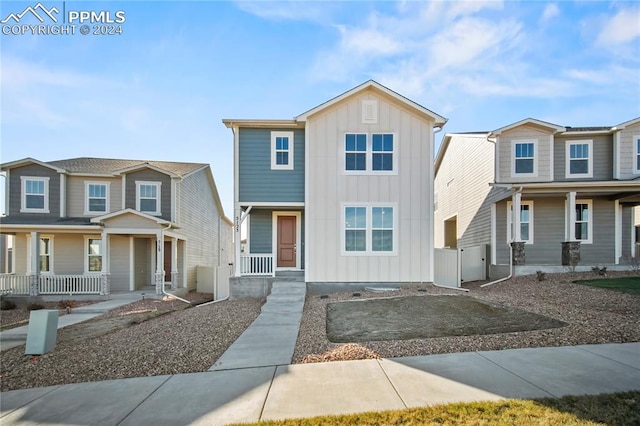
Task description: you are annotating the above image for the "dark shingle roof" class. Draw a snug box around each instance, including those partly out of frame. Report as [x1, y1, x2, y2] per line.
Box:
[47, 157, 207, 176]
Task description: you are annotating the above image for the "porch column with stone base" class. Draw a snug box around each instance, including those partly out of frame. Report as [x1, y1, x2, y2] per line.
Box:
[562, 241, 581, 266]
[511, 241, 526, 265]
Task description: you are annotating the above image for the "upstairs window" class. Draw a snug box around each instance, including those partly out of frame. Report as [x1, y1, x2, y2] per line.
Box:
[136, 181, 161, 215]
[345, 133, 396, 174]
[566, 140, 593, 178]
[271, 131, 294, 170]
[21, 177, 49, 213]
[512, 141, 536, 176]
[85, 182, 109, 214]
[345, 134, 367, 171]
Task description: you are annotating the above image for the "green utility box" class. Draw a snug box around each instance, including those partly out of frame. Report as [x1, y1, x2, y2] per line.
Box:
[25, 309, 59, 355]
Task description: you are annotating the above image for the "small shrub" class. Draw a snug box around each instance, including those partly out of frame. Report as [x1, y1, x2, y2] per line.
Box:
[592, 266, 608, 276]
[27, 303, 45, 311]
[0, 298, 17, 310]
[536, 271, 546, 281]
[624, 255, 640, 274]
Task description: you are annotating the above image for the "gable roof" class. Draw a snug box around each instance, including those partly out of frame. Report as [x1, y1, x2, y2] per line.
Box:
[612, 117, 640, 130]
[295, 80, 447, 126]
[0, 157, 66, 173]
[490, 118, 565, 136]
[47, 157, 207, 176]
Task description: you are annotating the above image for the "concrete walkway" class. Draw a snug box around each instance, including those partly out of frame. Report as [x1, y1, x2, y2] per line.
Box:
[1, 342, 638, 425]
[0, 293, 145, 351]
[210, 280, 306, 370]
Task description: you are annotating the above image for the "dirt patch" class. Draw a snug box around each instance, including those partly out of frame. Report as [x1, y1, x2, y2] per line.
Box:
[326, 295, 567, 342]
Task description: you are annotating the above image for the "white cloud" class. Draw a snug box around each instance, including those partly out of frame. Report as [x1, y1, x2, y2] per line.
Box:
[595, 6, 640, 46]
[233, 1, 334, 22]
[339, 26, 403, 56]
[541, 3, 560, 23]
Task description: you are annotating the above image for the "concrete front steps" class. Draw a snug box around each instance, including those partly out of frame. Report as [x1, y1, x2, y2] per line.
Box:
[210, 280, 306, 371]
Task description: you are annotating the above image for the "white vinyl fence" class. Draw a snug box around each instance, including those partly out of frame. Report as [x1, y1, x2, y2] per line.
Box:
[215, 265, 232, 301]
[434, 244, 486, 288]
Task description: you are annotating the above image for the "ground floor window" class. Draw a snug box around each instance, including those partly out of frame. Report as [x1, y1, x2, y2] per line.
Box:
[507, 201, 534, 244]
[86, 238, 103, 272]
[575, 200, 593, 244]
[343, 204, 396, 254]
[39, 237, 52, 273]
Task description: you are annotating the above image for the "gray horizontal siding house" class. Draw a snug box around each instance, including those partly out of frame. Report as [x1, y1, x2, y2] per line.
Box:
[0, 157, 232, 296]
[435, 117, 640, 276]
[224, 80, 447, 287]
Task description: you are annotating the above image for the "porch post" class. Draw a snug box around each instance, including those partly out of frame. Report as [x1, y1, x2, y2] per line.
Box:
[171, 237, 178, 290]
[234, 206, 241, 277]
[155, 231, 164, 295]
[101, 230, 110, 295]
[512, 192, 522, 242]
[566, 191, 577, 241]
[28, 232, 40, 296]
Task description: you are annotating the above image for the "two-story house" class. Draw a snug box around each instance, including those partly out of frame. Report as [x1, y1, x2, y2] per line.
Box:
[0, 157, 233, 296]
[435, 117, 640, 276]
[224, 80, 447, 289]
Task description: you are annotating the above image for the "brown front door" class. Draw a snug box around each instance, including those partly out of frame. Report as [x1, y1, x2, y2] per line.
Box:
[277, 215, 297, 268]
[164, 241, 172, 282]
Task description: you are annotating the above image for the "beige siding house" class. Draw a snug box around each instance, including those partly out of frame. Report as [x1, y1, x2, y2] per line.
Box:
[435, 117, 640, 276]
[0, 157, 232, 296]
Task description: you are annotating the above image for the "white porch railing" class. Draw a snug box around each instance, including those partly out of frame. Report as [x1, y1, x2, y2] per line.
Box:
[0, 274, 103, 295]
[0, 274, 31, 295]
[240, 254, 274, 276]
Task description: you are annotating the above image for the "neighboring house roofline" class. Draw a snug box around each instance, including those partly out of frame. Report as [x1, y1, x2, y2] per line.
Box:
[221, 119, 303, 129]
[294, 79, 448, 126]
[90, 208, 175, 226]
[201, 166, 233, 226]
[112, 162, 180, 178]
[612, 116, 640, 131]
[435, 132, 490, 176]
[490, 118, 566, 136]
[1, 157, 66, 173]
[492, 180, 640, 192]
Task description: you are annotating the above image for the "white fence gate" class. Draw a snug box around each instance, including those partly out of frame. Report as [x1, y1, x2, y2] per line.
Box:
[434, 244, 486, 288]
[215, 265, 232, 301]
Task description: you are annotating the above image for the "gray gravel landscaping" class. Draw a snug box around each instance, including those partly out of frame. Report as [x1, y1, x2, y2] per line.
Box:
[1, 271, 638, 392]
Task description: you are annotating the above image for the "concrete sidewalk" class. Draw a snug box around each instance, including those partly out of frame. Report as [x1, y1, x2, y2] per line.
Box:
[1, 342, 638, 425]
[0, 294, 144, 351]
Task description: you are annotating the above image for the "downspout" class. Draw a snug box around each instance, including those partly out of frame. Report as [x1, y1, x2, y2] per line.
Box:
[481, 186, 522, 288]
[160, 223, 191, 304]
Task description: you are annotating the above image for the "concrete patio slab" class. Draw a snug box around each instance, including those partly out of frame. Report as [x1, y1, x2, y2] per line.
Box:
[577, 342, 640, 369]
[261, 359, 405, 421]
[120, 368, 275, 426]
[0, 376, 169, 425]
[379, 352, 552, 407]
[478, 346, 640, 397]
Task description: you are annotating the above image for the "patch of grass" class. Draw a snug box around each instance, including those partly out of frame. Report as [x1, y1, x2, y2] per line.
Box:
[573, 277, 640, 294]
[235, 391, 640, 426]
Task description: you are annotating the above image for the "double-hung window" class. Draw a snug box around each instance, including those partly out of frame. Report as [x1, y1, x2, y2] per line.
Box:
[86, 238, 103, 273]
[566, 140, 593, 178]
[21, 177, 49, 213]
[345, 133, 396, 173]
[136, 181, 161, 215]
[343, 205, 396, 254]
[271, 131, 294, 170]
[575, 200, 592, 244]
[507, 201, 534, 244]
[513, 141, 536, 176]
[39, 237, 52, 273]
[85, 182, 109, 214]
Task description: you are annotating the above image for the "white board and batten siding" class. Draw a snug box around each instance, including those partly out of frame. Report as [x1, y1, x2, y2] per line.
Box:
[306, 90, 435, 283]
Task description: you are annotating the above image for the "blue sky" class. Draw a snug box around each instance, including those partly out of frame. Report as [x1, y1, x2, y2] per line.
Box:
[1, 1, 639, 217]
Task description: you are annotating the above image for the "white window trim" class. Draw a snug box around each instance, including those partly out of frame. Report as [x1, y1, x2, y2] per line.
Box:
[26, 235, 54, 274]
[565, 140, 593, 178]
[574, 199, 593, 245]
[136, 181, 162, 216]
[507, 200, 534, 244]
[20, 176, 50, 213]
[341, 202, 398, 256]
[343, 132, 398, 175]
[511, 140, 538, 178]
[84, 181, 110, 215]
[634, 135, 640, 174]
[271, 131, 294, 170]
[84, 236, 103, 274]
